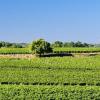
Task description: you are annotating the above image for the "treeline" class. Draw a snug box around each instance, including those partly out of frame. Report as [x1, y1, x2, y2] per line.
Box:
[0, 41, 27, 48]
[51, 41, 94, 47]
[0, 40, 99, 48]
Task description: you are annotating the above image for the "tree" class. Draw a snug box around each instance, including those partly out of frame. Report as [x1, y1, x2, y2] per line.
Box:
[12, 43, 23, 48]
[31, 39, 53, 55]
[83, 43, 89, 47]
[52, 41, 63, 47]
[4, 42, 12, 47]
[75, 41, 83, 47]
[0, 42, 2, 48]
[64, 42, 75, 47]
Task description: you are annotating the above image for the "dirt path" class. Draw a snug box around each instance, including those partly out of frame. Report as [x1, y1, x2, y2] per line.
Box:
[0, 54, 35, 59]
[0, 52, 100, 59]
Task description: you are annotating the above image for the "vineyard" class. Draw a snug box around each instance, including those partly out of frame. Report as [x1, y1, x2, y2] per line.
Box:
[54, 47, 100, 53]
[0, 48, 31, 54]
[0, 47, 100, 54]
[0, 85, 100, 100]
[0, 53, 100, 99]
[1, 0, 100, 98]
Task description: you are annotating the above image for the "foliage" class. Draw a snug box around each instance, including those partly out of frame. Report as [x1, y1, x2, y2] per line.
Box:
[31, 39, 53, 55]
[52, 41, 93, 47]
[0, 55, 100, 99]
[0, 41, 27, 48]
[0, 40, 96, 48]
[52, 41, 63, 47]
[0, 47, 99, 54]
[54, 47, 100, 53]
[0, 48, 31, 54]
[0, 40, 100, 99]
[0, 56, 100, 85]
[64, 41, 75, 47]
[0, 85, 100, 100]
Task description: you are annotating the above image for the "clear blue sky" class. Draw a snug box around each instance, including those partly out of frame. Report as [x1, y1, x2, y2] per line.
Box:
[0, 0, 100, 43]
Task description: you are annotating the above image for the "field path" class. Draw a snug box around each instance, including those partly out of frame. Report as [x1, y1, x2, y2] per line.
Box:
[0, 54, 35, 59]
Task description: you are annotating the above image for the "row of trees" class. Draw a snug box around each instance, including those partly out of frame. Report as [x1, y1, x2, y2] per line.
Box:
[0, 39, 99, 55]
[0, 40, 95, 48]
[52, 41, 94, 47]
[0, 41, 27, 48]
[31, 39, 99, 55]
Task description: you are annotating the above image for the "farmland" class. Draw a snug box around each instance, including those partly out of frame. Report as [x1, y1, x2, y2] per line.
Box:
[0, 85, 100, 100]
[1, 0, 100, 99]
[0, 47, 100, 54]
[0, 56, 100, 85]
[54, 47, 100, 53]
[0, 48, 100, 99]
[0, 48, 31, 54]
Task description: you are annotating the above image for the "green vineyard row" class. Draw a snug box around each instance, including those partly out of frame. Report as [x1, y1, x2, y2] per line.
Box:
[0, 68, 100, 85]
[0, 85, 100, 100]
[0, 47, 100, 54]
[0, 56, 100, 86]
[0, 56, 100, 69]
[0, 48, 31, 54]
[54, 47, 100, 53]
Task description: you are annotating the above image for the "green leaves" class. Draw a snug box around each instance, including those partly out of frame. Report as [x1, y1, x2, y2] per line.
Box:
[31, 39, 53, 55]
[0, 52, 100, 99]
[0, 56, 100, 85]
[0, 48, 31, 54]
[0, 85, 100, 99]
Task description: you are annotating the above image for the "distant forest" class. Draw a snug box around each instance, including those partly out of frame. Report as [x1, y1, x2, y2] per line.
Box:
[0, 41, 27, 48]
[0, 41, 100, 48]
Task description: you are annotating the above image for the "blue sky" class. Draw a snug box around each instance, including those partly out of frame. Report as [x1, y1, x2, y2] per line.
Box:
[0, 0, 100, 43]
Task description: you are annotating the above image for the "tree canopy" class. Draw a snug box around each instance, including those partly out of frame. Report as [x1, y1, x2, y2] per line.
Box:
[31, 39, 53, 55]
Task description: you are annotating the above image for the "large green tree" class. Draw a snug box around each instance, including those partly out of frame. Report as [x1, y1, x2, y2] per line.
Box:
[31, 39, 53, 55]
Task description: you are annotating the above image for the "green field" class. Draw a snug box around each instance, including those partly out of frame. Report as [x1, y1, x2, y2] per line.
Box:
[0, 55, 100, 99]
[0, 48, 31, 54]
[0, 56, 100, 85]
[54, 47, 100, 53]
[0, 85, 100, 100]
[0, 47, 100, 99]
[1, 0, 100, 99]
[0, 47, 100, 54]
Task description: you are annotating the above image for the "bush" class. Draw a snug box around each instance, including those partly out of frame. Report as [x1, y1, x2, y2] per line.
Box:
[31, 39, 53, 55]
